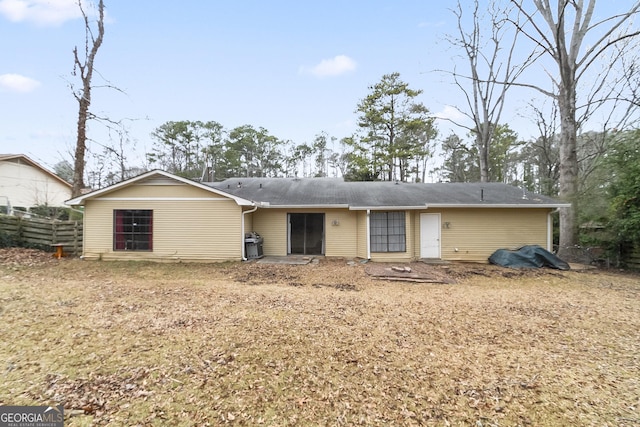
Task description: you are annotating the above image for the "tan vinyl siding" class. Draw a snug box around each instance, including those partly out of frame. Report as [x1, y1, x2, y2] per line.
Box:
[82, 181, 243, 261]
[324, 209, 357, 257]
[369, 251, 414, 262]
[411, 211, 421, 258]
[252, 210, 288, 256]
[98, 183, 227, 199]
[417, 208, 551, 262]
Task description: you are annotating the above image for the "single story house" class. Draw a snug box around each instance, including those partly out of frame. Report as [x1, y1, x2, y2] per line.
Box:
[0, 154, 72, 211]
[66, 170, 570, 263]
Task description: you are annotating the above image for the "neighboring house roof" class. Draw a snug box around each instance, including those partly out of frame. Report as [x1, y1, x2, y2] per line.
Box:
[210, 177, 570, 209]
[0, 154, 72, 189]
[65, 169, 255, 206]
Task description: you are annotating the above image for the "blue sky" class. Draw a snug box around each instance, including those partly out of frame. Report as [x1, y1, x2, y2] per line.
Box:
[0, 0, 637, 175]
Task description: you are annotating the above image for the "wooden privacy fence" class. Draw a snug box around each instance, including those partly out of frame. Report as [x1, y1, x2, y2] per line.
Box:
[0, 215, 83, 255]
[626, 245, 640, 270]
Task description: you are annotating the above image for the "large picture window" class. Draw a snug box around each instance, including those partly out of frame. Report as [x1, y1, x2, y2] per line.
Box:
[370, 211, 406, 252]
[113, 210, 153, 251]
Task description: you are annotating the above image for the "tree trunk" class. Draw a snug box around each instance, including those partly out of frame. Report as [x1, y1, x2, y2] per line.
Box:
[72, 90, 91, 197]
[71, 0, 105, 198]
[510, 0, 640, 258]
[477, 134, 490, 182]
[557, 82, 579, 258]
[388, 124, 395, 181]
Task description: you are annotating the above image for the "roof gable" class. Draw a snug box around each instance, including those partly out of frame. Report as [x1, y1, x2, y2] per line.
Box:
[66, 170, 254, 206]
[0, 154, 72, 189]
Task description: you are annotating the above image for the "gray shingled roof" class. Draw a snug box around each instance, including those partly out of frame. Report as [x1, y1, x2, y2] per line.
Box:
[208, 178, 568, 209]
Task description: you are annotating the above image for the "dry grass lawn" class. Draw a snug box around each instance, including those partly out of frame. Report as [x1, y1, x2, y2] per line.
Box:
[0, 249, 638, 426]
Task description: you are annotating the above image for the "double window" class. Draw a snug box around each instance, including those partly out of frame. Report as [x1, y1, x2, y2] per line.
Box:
[370, 211, 406, 252]
[113, 210, 153, 251]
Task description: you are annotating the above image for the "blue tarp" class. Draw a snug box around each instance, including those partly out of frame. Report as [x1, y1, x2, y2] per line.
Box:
[489, 245, 570, 270]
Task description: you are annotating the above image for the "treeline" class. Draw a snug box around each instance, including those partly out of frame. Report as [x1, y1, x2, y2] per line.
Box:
[145, 121, 350, 181]
[143, 73, 439, 183]
[437, 127, 612, 198]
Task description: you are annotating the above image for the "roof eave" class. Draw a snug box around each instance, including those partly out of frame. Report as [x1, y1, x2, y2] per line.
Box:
[426, 203, 571, 208]
[258, 204, 351, 209]
[349, 205, 428, 211]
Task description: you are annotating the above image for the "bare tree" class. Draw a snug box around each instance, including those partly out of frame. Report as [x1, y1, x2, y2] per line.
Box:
[71, 0, 105, 197]
[510, 0, 640, 258]
[521, 100, 561, 196]
[444, 0, 534, 182]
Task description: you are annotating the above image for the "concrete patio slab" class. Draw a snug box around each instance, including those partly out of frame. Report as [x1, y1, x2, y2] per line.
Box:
[255, 256, 315, 265]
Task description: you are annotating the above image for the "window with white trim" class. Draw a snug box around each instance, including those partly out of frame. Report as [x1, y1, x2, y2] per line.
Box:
[113, 210, 153, 251]
[370, 211, 406, 252]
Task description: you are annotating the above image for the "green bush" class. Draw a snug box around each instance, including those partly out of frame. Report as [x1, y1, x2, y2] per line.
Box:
[28, 205, 71, 221]
[606, 131, 640, 248]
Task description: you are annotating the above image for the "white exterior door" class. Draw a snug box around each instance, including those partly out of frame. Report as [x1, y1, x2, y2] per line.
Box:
[420, 213, 441, 258]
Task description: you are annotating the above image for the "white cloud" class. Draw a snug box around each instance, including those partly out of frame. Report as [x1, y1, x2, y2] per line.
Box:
[0, 0, 83, 26]
[300, 55, 357, 78]
[434, 105, 466, 122]
[0, 73, 41, 92]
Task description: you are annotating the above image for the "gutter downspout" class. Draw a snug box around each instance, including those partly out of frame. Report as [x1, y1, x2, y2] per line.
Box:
[242, 204, 258, 261]
[548, 208, 559, 253]
[366, 209, 371, 260]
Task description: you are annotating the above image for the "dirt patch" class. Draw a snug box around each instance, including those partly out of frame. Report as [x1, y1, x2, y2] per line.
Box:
[221, 258, 375, 289]
[363, 260, 570, 283]
[223, 257, 574, 287]
[365, 262, 457, 283]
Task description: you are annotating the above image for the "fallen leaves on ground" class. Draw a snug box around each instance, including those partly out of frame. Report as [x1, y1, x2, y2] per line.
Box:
[0, 247, 57, 267]
[0, 250, 638, 426]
